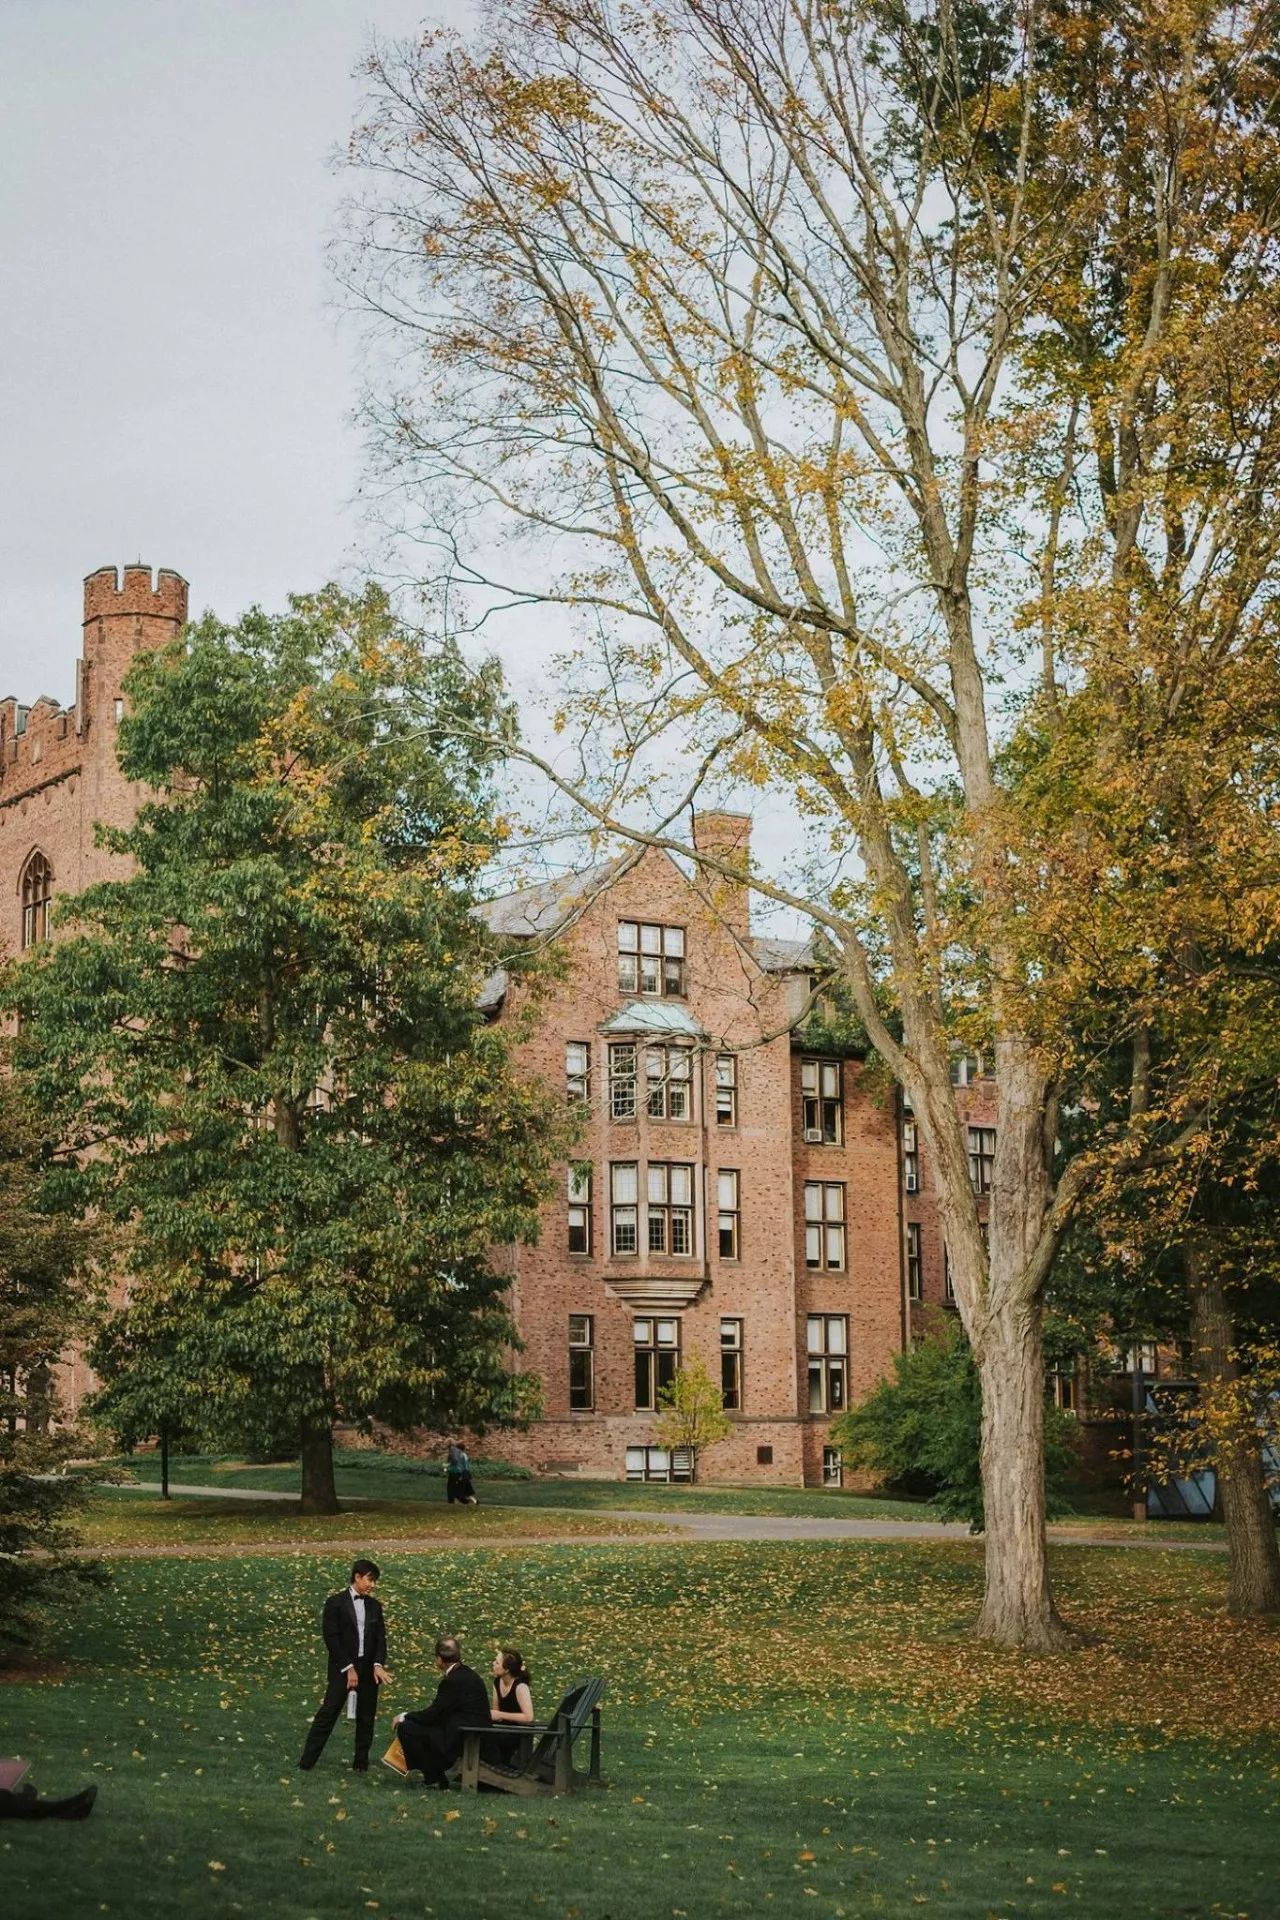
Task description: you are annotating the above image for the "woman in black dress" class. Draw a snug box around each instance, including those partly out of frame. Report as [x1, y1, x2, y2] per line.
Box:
[485, 1650, 534, 1766]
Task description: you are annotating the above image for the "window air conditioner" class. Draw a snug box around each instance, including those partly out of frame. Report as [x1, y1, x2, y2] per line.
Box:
[804, 1126, 823, 1143]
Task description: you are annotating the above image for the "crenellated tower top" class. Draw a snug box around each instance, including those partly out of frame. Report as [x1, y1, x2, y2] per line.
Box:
[83, 563, 189, 628]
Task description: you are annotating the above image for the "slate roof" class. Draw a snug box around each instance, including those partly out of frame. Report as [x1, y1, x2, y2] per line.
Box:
[599, 999, 708, 1038]
[751, 933, 815, 973]
[476, 858, 622, 938]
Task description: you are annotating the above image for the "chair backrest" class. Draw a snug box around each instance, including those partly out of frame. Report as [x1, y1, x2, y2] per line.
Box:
[563, 1676, 606, 1733]
[524, 1677, 605, 1776]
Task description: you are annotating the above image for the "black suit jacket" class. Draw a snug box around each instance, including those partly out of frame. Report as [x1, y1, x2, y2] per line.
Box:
[401, 1663, 491, 1755]
[321, 1589, 387, 1677]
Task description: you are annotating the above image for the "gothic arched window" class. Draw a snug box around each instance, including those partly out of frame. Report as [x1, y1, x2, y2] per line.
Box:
[20, 851, 53, 948]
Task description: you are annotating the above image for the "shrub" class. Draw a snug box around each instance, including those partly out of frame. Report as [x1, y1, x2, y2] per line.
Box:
[833, 1319, 1078, 1531]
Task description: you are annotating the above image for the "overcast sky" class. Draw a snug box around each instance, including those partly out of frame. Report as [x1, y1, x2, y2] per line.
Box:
[0, 0, 472, 704]
[0, 0, 807, 916]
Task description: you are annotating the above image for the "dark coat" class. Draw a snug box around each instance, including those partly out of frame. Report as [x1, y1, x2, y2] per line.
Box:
[320, 1588, 387, 1677]
[400, 1662, 491, 1763]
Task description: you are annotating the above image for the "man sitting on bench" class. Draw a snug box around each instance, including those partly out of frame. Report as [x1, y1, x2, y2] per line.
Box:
[393, 1636, 490, 1788]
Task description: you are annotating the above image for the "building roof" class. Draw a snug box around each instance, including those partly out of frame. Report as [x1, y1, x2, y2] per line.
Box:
[599, 999, 708, 1039]
[751, 933, 814, 973]
[476, 857, 623, 938]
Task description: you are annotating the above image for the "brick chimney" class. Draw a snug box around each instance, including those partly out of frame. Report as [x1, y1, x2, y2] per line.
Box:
[691, 809, 752, 939]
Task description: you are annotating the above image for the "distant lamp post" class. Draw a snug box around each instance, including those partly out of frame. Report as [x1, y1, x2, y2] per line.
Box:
[1131, 1349, 1147, 1523]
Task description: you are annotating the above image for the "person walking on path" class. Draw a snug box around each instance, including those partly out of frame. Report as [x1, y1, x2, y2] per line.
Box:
[298, 1558, 390, 1773]
[446, 1441, 478, 1505]
[393, 1636, 490, 1787]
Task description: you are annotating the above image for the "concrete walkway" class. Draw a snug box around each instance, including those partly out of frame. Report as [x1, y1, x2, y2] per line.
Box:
[109, 1480, 1225, 1550]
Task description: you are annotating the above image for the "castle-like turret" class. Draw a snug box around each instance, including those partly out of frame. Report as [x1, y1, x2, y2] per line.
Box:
[81, 564, 189, 726]
[0, 562, 190, 956]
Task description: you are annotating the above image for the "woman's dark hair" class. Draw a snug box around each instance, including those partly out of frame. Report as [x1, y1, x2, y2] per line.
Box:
[500, 1649, 530, 1685]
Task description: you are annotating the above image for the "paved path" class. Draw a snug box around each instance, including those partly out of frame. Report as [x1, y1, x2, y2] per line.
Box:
[108, 1481, 1225, 1550]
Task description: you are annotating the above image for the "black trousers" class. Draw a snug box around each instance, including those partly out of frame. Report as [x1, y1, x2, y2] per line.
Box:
[299, 1658, 380, 1768]
[397, 1718, 457, 1786]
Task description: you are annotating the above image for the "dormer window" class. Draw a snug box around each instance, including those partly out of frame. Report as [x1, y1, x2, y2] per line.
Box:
[20, 851, 53, 948]
[617, 921, 685, 997]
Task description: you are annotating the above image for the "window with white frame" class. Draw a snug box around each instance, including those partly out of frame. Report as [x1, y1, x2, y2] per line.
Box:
[634, 1316, 680, 1409]
[717, 1169, 740, 1260]
[803, 1182, 846, 1270]
[1112, 1341, 1158, 1375]
[968, 1127, 996, 1192]
[565, 1041, 591, 1106]
[943, 1249, 956, 1303]
[625, 1444, 692, 1482]
[567, 1165, 592, 1255]
[646, 1044, 693, 1121]
[950, 1052, 987, 1086]
[647, 1162, 695, 1255]
[609, 1043, 638, 1120]
[822, 1444, 843, 1486]
[807, 1316, 848, 1413]
[715, 1053, 738, 1127]
[903, 1119, 919, 1193]
[1049, 1368, 1078, 1413]
[610, 1162, 639, 1255]
[720, 1316, 743, 1410]
[801, 1059, 843, 1144]
[906, 1222, 923, 1301]
[617, 921, 686, 997]
[569, 1314, 594, 1410]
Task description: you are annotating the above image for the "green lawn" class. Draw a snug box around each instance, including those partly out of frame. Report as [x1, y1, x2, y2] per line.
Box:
[78, 1489, 669, 1550]
[97, 1446, 1226, 1537]
[97, 1449, 950, 1523]
[3, 1540, 1277, 1918]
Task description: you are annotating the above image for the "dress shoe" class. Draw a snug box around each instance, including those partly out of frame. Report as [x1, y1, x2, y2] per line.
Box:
[352, 1759, 369, 1772]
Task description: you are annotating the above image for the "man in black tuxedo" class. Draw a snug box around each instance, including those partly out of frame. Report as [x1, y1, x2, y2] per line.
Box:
[393, 1636, 490, 1788]
[298, 1558, 390, 1773]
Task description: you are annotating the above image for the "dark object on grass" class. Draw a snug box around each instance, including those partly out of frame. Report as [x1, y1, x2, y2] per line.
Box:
[0, 1758, 97, 1821]
[456, 1676, 605, 1797]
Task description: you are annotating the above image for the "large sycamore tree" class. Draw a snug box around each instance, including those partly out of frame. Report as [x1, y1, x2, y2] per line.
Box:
[344, 0, 1280, 1643]
[10, 589, 566, 1514]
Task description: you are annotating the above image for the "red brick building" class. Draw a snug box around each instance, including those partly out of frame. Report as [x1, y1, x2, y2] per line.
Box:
[9, 565, 1000, 1484]
[476, 821, 910, 1485]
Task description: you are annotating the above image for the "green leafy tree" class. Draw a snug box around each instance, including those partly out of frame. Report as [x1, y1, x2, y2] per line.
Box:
[0, 1068, 105, 1657]
[10, 587, 567, 1513]
[834, 1321, 1079, 1532]
[655, 1359, 732, 1484]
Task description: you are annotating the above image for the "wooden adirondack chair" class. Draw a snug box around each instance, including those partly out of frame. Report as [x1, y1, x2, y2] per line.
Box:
[457, 1677, 605, 1797]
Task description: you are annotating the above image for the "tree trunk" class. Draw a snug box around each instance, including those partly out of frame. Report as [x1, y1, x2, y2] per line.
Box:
[160, 1425, 170, 1502]
[971, 1300, 1071, 1649]
[300, 1419, 340, 1515]
[1188, 1247, 1280, 1617]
